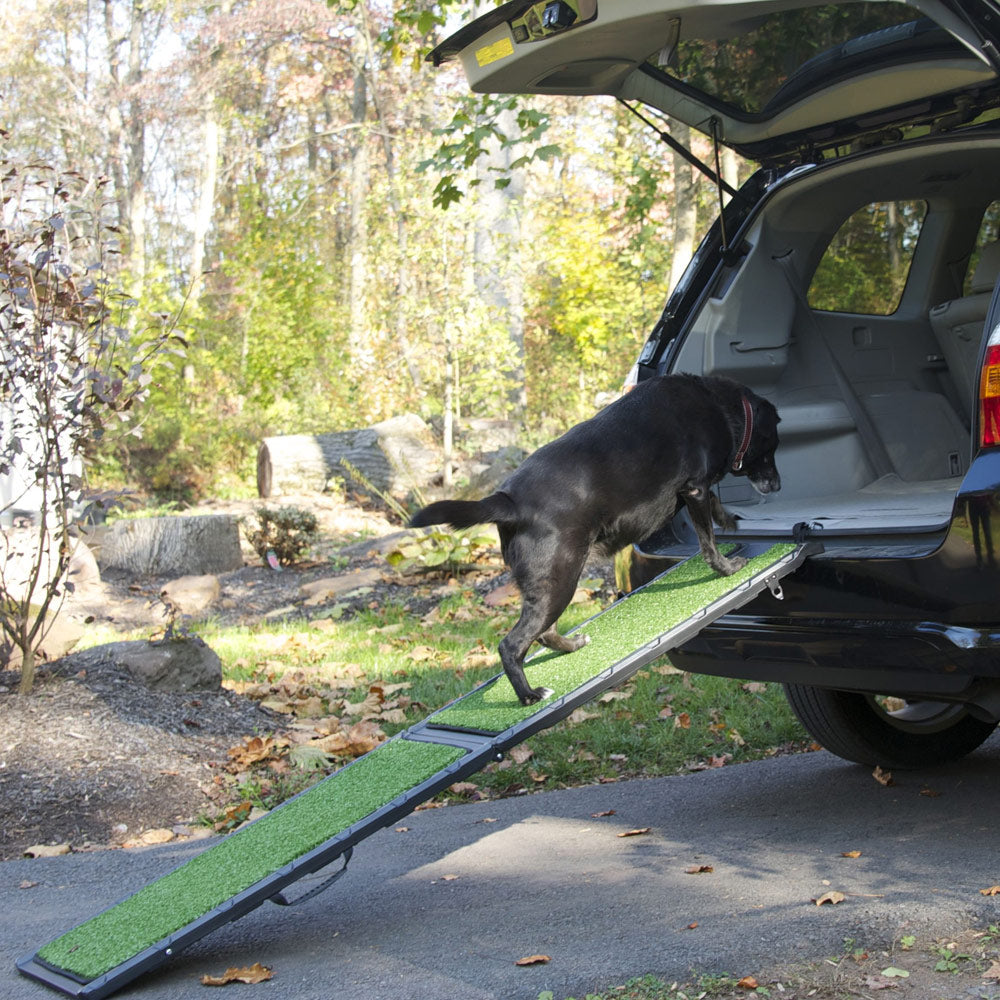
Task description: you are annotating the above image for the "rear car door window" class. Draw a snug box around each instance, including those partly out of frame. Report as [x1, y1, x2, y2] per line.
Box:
[808, 199, 927, 314]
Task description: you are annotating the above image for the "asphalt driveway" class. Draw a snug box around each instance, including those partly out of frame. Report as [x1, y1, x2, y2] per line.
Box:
[4, 737, 1000, 1000]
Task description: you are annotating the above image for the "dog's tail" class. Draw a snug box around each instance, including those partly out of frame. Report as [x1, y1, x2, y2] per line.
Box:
[409, 494, 516, 530]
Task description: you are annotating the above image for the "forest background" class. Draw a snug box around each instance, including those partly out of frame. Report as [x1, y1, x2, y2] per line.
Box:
[0, 0, 741, 504]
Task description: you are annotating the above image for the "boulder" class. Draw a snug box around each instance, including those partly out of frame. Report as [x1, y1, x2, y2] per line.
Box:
[104, 637, 222, 692]
[160, 575, 221, 617]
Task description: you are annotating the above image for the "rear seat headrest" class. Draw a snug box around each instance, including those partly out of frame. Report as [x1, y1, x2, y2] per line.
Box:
[971, 240, 1000, 295]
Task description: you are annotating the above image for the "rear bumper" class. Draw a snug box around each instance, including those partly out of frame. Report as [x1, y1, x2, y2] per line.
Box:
[671, 613, 1000, 698]
[641, 450, 1000, 697]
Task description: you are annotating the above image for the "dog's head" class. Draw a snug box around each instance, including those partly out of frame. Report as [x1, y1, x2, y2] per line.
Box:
[739, 395, 781, 496]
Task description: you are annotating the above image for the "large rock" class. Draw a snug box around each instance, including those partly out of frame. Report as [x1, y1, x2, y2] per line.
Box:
[101, 637, 222, 691]
[99, 515, 243, 577]
[160, 575, 221, 617]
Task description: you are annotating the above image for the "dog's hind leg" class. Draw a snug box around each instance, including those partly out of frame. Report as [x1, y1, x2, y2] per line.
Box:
[498, 536, 590, 705]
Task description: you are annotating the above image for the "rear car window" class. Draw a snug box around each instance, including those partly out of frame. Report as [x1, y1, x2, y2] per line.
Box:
[658, 2, 964, 117]
[964, 201, 1000, 296]
[808, 200, 927, 315]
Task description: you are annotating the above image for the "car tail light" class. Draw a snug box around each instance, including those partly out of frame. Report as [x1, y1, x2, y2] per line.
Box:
[980, 325, 1000, 448]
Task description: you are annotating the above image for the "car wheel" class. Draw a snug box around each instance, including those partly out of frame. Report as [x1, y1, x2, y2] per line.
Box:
[782, 684, 998, 768]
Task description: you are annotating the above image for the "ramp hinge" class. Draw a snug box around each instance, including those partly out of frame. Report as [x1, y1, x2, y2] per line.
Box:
[765, 575, 784, 600]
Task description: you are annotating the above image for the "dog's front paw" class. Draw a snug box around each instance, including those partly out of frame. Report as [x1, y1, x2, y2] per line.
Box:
[716, 555, 747, 576]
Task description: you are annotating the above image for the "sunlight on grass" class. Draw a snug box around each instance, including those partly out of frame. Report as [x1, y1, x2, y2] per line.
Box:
[155, 583, 810, 815]
[70, 577, 807, 818]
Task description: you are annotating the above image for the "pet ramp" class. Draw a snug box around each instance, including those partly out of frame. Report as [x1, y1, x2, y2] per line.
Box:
[18, 541, 813, 1000]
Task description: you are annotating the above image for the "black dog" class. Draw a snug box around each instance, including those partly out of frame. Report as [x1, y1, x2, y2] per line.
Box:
[410, 374, 780, 705]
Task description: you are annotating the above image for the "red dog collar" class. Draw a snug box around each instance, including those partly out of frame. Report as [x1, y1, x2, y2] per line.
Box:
[732, 396, 753, 472]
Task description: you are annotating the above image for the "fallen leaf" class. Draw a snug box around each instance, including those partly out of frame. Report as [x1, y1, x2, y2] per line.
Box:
[448, 781, 479, 797]
[863, 975, 900, 990]
[872, 765, 894, 786]
[125, 828, 175, 848]
[509, 745, 534, 765]
[23, 844, 70, 858]
[737, 976, 759, 989]
[685, 865, 714, 874]
[214, 801, 254, 832]
[919, 787, 941, 798]
[484, 582, 519, 607]
[201, 962, 273, 986]
[982, 960, 1000, 981]
[405, 645, 438, 663]
[440, 874, 459, 881]
[566, 708, 600, 725]
[880, 967, 910, 979]
[314, 720, 385, 757]
[599, 688, 633, 703]
[841, 850, 862, 858]
[617, 827, 651, 838]
[813, 890, 846, 906]
[227, 736, 282, 769]
[980, 885, 1000, 896]
[652, 663, 683, 675]
[591, 810, 616, 818]
[395, 827, 409, 833]
[515, 955, 550, 966]
[18, 880, 38, 889]
[742, 682, 768, 693]
[462, 651, 496, 668]
[686, 922, 699, 930]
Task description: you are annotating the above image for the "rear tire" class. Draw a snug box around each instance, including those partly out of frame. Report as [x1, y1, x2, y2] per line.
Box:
[783, 684, 998, 768]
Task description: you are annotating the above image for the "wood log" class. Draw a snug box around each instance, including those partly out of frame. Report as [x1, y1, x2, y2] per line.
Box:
[98, 515, 243, 576]
[257, 413, 442, 499]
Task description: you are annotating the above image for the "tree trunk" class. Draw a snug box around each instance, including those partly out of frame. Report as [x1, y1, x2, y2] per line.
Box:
[670, 121, 698, 289]
[346, 6, 371, 372]
[256, 414, 442, 500]
[359, 4, 422, 394]
[99, 515, 244, 576]
[125, 0, 147, 298]
[473, 105, 526, 419]
[190, 102, 220, 307]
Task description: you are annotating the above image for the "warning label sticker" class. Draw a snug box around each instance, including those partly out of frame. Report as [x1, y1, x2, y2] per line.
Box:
[475, 36, 514, 67]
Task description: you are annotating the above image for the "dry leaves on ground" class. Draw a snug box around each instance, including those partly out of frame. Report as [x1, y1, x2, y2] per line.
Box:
[515, 955, 550, 966]
[872, 765, 894, 786]
[813, 890, 846, 906]
[201, 962, 273, 986]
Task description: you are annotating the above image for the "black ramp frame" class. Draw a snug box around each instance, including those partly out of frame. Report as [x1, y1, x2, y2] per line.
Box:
[18, 542, 813, 1000]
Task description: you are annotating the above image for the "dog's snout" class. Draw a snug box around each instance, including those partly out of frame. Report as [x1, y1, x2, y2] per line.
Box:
[750, 469, 780, 496]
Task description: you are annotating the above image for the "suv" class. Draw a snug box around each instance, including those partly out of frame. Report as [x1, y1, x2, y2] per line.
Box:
[431, 0, 1000, 769]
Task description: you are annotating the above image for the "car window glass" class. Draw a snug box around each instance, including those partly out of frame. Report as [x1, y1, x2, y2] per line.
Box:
[808, 200, 927, 315]
[656, 3, 963, 118]
[963, 201, 1000, 296]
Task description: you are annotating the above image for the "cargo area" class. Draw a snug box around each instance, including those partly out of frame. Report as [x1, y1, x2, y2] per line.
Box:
[662, 135, 1000, 541]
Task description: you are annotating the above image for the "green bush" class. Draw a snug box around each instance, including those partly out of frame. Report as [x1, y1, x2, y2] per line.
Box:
[385, 525, 496, 574]
[242, 505, 319, 567]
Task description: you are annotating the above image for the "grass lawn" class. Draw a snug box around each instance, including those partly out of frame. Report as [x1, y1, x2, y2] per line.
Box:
[129, 573, 812, 819]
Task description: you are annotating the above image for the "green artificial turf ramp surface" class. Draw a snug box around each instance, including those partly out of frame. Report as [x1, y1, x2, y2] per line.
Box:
[432, 544, 796, 734]
[36, 738, 464, 981]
